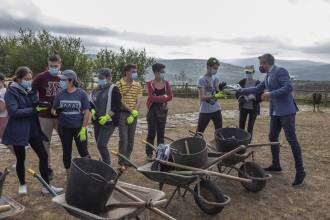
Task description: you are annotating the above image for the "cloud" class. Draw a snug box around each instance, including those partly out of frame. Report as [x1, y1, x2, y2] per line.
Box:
[299, 41, 330, 55]
[0, 7, 195, 47]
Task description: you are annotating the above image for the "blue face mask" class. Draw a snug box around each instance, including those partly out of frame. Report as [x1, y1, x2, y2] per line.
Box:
[132, 72, 138, 81]
[210, 68, 218, 75]
[20, 80, 32, 90]
[160, 73, 165, 80]
[49, 67, 59, 76]
[98, 79, 107, 87]
[59, 80, 67, 89]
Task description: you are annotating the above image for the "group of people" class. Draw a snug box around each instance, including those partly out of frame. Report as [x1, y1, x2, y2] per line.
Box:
[0, 52, 305, 196]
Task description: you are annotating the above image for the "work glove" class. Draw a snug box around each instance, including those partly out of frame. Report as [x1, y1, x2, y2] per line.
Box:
[213, 91, 226, 99]
[218, 81, 227, 91]
[77, 127, 87, 142]
[35, 105, 48, 112]
[98, 114, 112, 125]
[247, 94, 256, 101]
[90, 108, 97, 121]
[127, 110, 139, 125]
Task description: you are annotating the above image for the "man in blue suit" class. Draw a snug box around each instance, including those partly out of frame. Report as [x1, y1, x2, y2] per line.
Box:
[239, 53, 305, 187]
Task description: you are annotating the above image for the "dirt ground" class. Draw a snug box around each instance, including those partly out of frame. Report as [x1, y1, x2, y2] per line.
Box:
[1, 98, 329, 220]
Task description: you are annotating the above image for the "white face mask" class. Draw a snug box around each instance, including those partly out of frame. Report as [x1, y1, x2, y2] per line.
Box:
[246, 73, 254, 79]
[210, 68, 218, 75]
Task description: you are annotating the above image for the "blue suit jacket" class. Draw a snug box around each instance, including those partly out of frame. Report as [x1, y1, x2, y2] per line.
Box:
[241, 65, 298, 116]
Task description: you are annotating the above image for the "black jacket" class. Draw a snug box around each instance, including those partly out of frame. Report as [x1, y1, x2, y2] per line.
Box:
[235, 78, 263, 115]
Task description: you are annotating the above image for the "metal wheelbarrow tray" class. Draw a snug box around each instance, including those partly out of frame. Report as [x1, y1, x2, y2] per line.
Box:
[0, 195, 25, 219]
[52, 181, 166, 220]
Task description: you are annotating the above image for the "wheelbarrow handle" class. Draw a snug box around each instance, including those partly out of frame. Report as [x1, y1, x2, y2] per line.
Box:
[207, 145, 247, 169]
[155, 159, 252, 184]
[110, 150, 139, 169]
[141, 140, 157, 151]
[248, 142, 280, 148]
[0, 204, 11, 213]
[115, 185, 176, 220]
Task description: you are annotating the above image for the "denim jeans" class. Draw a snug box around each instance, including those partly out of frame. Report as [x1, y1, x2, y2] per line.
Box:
[94, 123, 116, 165]
[269, 114, 304, 174]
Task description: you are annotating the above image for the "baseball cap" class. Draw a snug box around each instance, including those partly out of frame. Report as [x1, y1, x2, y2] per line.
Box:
[59, 70, 77, 81]
[207, 57, 220, 66]
[97, 68, 112, 78]
[244, 65, 255, 73]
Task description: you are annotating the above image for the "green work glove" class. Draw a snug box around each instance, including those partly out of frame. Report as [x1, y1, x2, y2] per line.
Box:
[90, 108, 97, 121]
[98, 114, 112, 125]
[127, 110, 139, 125]
[214, 91, 226, 99]
[35, 105, 48, 112]
[77, 127, 87, 142]
[131, 110, 139, 118]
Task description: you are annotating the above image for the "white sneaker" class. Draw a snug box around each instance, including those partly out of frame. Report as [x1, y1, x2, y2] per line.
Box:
[42, 185, 64, 194]
[18, 184, 27, 195]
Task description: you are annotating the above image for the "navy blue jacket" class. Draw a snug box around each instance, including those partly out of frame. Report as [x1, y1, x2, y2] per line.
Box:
[2, 83, 47, 146]
[241, 65, 298, 116]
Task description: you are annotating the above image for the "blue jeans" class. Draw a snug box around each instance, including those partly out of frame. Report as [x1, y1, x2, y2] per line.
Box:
[269, 114, 304, 174]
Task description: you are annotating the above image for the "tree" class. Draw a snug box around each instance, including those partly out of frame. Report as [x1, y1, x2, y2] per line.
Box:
[0, 29, 93, 86]
[94, 47, 155, 82]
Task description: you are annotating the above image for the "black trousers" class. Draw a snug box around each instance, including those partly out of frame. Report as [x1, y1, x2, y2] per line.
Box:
[58, 126, 90, 169]
[13, 137, 49, 185]
[239, 108, 258, 143]
[197, 110, 222, 133]
[146, 106, 168, 156]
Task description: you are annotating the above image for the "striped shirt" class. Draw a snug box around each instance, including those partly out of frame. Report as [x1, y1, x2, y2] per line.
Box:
[117, 78, 143, 110]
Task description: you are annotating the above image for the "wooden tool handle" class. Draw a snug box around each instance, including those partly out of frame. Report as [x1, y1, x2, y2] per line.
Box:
[0, 204, 11, 213]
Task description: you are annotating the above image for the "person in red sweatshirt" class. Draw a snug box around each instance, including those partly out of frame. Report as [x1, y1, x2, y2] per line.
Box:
[145, 63, 173, 161]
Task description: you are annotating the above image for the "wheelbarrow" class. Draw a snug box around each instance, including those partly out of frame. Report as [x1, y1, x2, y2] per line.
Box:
[27, 166, 175, 220]
[112, 144, 252, 215]
[171, 129, 277, 193]
[0, 168, 25, 219]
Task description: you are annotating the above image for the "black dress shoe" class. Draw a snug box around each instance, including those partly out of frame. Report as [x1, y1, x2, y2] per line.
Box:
[264, 165, 282, 172]
[292, 171, 306, 187]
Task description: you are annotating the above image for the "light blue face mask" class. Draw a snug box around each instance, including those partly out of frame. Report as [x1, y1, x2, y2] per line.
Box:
[98, 79, 107, 87]
[132, 72, 138, 81]
[210, 68, 218, 75]
[160, 73, 165, 80]
[20, 80, 32, 90]
[59, 80, 67, 89]
[49, 67, 59, 76]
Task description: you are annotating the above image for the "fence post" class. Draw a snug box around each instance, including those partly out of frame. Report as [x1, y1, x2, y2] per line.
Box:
[185, 83, 189, 97]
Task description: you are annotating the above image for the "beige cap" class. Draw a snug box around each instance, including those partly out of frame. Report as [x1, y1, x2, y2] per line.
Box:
[244, 65, 255, 73]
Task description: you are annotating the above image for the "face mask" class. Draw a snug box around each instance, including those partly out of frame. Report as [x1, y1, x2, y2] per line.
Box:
[49, 67, 59, 76]
[20, 80, 32, 90]
[59, 80, 67, 89]
[160, 73, 165, 80]
[259, 66, 267, 73]
[246, 73, 253, 79]
[98, 79, 107, 87]
[210, 68, 218, 75]
[132, 72, 138, 81]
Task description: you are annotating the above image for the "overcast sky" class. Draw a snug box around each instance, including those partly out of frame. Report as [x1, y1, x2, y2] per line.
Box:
[1, 0, 330, 62]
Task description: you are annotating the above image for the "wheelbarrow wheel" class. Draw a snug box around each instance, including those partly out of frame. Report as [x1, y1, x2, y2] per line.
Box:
[193, 179, 225, 215]
[238, 162, 266, 193]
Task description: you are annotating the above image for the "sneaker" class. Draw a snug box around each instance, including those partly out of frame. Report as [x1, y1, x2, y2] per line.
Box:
[48, 168, 54, 180]
[292, 171, 306, 187]
[42, 185, 64, 194]
[264, 165, 282, 172]
[146, 155, 153, 162]
[18, 184, 27, 195]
